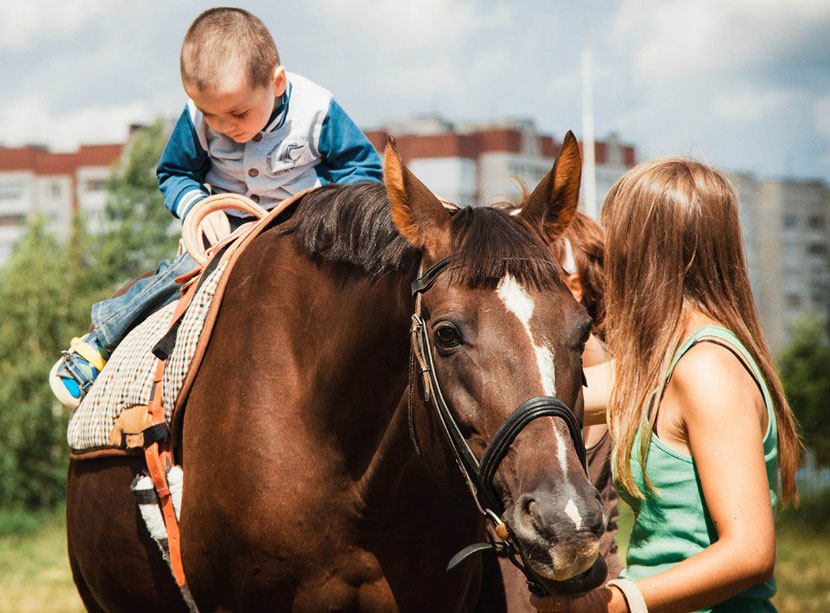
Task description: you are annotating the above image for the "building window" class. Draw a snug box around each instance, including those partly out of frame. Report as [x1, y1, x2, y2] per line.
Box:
[785, 294, 802, 308]
[51, 182, 62, 198]
[807, 243, 827, 256]
[0, 214, 26, 227]
[783, 244, 801, 268]
[85, 179, 107, 192]
[0, 185, 24, 200]
[782, 214, 797, 229]
[807, 215, 826, 230]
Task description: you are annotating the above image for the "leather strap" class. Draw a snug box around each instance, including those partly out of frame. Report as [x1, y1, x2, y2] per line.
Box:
[410, 257, 452, 295]
[142, 264, 204, 589]
[182, 193, 268, 266]
[478, 397, 586, 515]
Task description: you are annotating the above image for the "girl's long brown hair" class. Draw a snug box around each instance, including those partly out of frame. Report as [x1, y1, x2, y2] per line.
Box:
[601, 157, 800, 503]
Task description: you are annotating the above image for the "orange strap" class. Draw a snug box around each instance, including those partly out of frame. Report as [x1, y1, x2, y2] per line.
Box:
[142, 265, 204, 587]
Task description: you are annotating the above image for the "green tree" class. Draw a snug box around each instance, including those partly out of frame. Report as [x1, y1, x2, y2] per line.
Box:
[779, 318, 830, 466]
[0, 218, 92, 508]
[0, 118, 178, 511]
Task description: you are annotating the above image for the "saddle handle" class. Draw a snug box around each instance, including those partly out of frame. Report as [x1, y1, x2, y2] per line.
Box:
[182, 194, 269, 265]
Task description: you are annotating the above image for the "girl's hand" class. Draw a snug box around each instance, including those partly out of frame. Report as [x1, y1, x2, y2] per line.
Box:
[582, 360, 614, 425]
[530, 587, 616, 613]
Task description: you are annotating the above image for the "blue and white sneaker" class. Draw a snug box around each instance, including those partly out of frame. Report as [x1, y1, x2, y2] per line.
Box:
[48, 332, 109, 408]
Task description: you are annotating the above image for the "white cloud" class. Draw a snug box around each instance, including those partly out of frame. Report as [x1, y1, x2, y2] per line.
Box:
[0, 94, 152, 150]
[294, 0, 518, 123]
[0, 0, 110, 51]
[713, 87, 799, 121]
[305, 0, 511, 55]
[0, 1, 825, 179]
[545, 70, 580, 99]
[612, 0, 830, 81]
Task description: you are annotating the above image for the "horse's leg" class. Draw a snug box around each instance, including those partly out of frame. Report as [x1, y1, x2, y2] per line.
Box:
[66, 456, 188, 613]
[67, 541, 106, 613]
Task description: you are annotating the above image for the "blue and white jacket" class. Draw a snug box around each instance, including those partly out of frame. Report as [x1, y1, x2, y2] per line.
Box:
[157, 72, 383, 219]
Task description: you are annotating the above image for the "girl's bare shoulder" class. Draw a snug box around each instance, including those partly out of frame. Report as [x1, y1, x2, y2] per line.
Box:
[668, 341, 766, 429]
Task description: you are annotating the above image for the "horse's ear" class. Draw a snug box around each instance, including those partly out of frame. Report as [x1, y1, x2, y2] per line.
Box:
[384, 136, 452, 261]
[518, 130, 582, 242]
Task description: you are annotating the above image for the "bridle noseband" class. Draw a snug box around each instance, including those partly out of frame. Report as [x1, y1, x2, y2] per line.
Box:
[408, 257, 590, 596]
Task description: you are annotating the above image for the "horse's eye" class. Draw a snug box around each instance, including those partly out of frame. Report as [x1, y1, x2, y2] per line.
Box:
[434, 324, 461, 348]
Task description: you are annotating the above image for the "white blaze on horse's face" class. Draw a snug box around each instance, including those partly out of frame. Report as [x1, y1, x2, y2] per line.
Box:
[496, 274, 556, 396]
[496, 274, 571, 476]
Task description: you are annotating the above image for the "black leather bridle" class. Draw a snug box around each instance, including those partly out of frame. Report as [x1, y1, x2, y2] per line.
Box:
[408, 257, 592, 596]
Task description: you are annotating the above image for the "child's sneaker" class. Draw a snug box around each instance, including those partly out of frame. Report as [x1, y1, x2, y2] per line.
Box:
[49, 332, 109, 408]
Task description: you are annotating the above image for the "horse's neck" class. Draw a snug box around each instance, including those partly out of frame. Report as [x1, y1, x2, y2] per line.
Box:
[308, 264, 415, 474]
[355, 368, 482, 526]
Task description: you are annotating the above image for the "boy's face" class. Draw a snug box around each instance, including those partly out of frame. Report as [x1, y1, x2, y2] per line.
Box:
[185, 67, 287, 143]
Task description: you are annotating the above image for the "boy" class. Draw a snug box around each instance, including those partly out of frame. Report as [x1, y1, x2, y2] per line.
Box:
[50, 7, 382, 407]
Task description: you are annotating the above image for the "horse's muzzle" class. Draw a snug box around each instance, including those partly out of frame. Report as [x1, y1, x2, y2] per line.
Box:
[506, 488, 607, 593]
[534, 556, 608, 597]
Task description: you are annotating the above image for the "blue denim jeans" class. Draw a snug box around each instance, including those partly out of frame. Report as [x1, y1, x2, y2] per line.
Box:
[90, 215, 257, 354]
[91, 251, 198, 354]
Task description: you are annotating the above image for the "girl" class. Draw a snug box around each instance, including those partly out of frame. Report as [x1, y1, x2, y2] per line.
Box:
[533, 158, 801, 612]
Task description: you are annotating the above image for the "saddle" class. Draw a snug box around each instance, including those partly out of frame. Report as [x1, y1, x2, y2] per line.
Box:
[67, 191, 310, 459]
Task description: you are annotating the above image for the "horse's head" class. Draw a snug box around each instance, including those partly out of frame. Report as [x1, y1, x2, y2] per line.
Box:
[384, 132, 605, 594]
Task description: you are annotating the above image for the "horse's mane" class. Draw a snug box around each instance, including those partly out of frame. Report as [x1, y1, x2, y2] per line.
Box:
[283, 182, 564, 290]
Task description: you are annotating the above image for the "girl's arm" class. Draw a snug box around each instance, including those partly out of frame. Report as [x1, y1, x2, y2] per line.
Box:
[582, 360, 613, 426]
[536, 343, 776, 612]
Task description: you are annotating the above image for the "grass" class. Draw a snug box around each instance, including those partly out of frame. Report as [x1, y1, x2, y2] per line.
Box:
[0, 508, 84, 613]
[0, 502, 827, 612]
[769, 490, 830, 612]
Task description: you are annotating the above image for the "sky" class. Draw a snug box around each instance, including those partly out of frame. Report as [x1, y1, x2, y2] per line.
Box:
[2, 0, 829, 181]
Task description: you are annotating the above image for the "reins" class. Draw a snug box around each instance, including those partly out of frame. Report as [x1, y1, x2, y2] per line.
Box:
[408, 257, 590, 597]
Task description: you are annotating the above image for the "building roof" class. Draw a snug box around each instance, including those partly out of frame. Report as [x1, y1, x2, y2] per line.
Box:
[365, 126, 634, 166]
[0, 144, 123, 175]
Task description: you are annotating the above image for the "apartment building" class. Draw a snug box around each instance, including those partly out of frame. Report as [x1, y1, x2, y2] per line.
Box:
[364, 116, 636, 210]
[0, 143, 123, 265]
[741, 177, 830, 352]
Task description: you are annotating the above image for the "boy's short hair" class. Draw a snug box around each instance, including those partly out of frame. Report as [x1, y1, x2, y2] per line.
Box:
[181, 7, 280, 92]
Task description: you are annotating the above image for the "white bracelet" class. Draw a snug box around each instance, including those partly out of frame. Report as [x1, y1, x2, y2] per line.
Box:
[607, 578, 648, 613]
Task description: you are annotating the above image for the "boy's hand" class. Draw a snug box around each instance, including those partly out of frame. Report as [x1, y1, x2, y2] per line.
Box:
[200, 210, 232, 246]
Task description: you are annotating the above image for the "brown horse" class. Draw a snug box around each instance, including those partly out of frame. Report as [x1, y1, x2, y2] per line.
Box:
[66, 133, 606, 611]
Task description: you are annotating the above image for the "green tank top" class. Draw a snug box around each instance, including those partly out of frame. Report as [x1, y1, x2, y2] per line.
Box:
[618, 326, 779, 612]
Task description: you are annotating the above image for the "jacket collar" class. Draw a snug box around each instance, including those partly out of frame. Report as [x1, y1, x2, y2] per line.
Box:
[264, 78, 293, 133]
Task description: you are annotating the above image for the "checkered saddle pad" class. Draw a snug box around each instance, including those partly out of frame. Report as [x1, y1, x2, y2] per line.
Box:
[67, 259, 228, 455]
